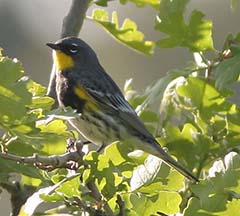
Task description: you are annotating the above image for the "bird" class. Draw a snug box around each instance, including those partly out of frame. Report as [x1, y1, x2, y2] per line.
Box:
[46, 37, 198, 182]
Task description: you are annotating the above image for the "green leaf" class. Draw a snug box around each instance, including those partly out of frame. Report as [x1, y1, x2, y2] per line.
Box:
[137, 169, 184, 193]
[37, 119, 72, 155]
[104, 141, 131, 166]
[215, 54, 240, 89]
[0, 157, 43, 180]
[94, 0, 112, 6]
[191, 182, 228, 212]
[185, 10, 213, 51]
[0, 57, 23, 84]
[129, 145, 185, 192]
[155, 0, 213, 51]
[185, 187, 228, 215]
[219, 200, 240, 216]
[176, 77, 231, 119]
[185, 152, 240, 215]
[208, 152, 240, 194]
[40, 192, 63, 202]
[89, 9, 155, 55]
[130, 155, 168, 191]
[20, 184, 61, 215]
[120, 0, 160, 9]
[130, 192, 181, 215]
[138, 66, 197, 114]
[9, 118, 72, 156]
[136, 74, 175, 114]
[27, 80, 47, 97]
[184, 197, 214, 216]
[163, 124, 198, 170]
[139, 110, 158, 123]
[56, 175, 81, 198]
[21, 175, 42, 187]
[84, 151, 125, 200]
[83, 141, 138, 200]
[0, 56, 31, 124]
[27, 80, 54, 110]
[29, 96, 54, 110]
[226, 110, 240, 149]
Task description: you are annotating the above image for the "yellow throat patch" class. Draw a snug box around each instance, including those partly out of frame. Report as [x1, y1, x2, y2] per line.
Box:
[53, 50, 74, 71]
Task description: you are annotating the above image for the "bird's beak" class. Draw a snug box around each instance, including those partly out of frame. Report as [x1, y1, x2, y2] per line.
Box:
[46, 43, 60, 50]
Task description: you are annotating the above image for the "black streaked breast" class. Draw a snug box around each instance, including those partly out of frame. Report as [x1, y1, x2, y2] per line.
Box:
[56, 72, 85, 113]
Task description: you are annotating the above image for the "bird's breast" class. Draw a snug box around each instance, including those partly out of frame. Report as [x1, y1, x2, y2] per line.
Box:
[56, 73, 86, 113]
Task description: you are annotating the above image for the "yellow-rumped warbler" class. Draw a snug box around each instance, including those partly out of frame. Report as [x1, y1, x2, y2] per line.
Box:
[47, 37, 198, 182]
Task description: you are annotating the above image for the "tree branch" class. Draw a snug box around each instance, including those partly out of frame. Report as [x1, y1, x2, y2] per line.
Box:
[0, 140, 86, 170]
[61, 0, 91, 38]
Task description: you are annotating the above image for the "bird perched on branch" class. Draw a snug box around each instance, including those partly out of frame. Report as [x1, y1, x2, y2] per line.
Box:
[47, 37, 198, 182]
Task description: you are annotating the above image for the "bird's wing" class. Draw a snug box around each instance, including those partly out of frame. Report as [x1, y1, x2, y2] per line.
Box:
[77, 82, 153, 138]
[76, 74, 136, 114]
[90, 88, 136, 114]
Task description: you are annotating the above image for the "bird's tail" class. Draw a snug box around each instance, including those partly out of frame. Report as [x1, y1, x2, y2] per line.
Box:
[144, 141, 199, 182]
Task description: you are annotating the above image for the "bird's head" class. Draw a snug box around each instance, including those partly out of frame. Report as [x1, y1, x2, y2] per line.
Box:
[47, 37, 97, 71]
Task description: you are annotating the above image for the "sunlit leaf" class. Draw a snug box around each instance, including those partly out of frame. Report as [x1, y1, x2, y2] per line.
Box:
[94, 0, 112, 6]
[88, 9, 155, 55]
[185, 152, 240, 215]
[130, 192, 181, 215]
[155, 0, 213, 51]
[138, 66, 197, 114]
[219, 200, 240, 216]
[131, 152, 185, 192]
[37, 119, 72, 155]
[21, 175, 42, 187]
[176, 77, 231, 119]
[56, 175, 81, 197]
[0, 57, 31, 124]
[120, 0, 160, 9]
[130, 155, 167, 191]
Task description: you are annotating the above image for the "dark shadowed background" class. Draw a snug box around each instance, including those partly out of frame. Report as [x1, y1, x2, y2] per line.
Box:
[0, 0, 240, 214]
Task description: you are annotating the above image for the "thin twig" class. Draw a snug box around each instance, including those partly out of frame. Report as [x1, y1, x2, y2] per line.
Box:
[116, 194, 125, 216]
[87, 181, 115, 216]
[73, 197, 100, 216]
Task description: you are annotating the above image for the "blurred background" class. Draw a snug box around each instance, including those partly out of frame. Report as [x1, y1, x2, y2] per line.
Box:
[0, 0, 240, 214]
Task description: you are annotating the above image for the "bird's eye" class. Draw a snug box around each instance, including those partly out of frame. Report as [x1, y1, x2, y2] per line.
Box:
[69, 43, 78, 54]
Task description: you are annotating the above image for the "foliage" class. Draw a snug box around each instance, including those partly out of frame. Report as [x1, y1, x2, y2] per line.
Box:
[88, 9, 155, 55]
[1, 0, 240, 215]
